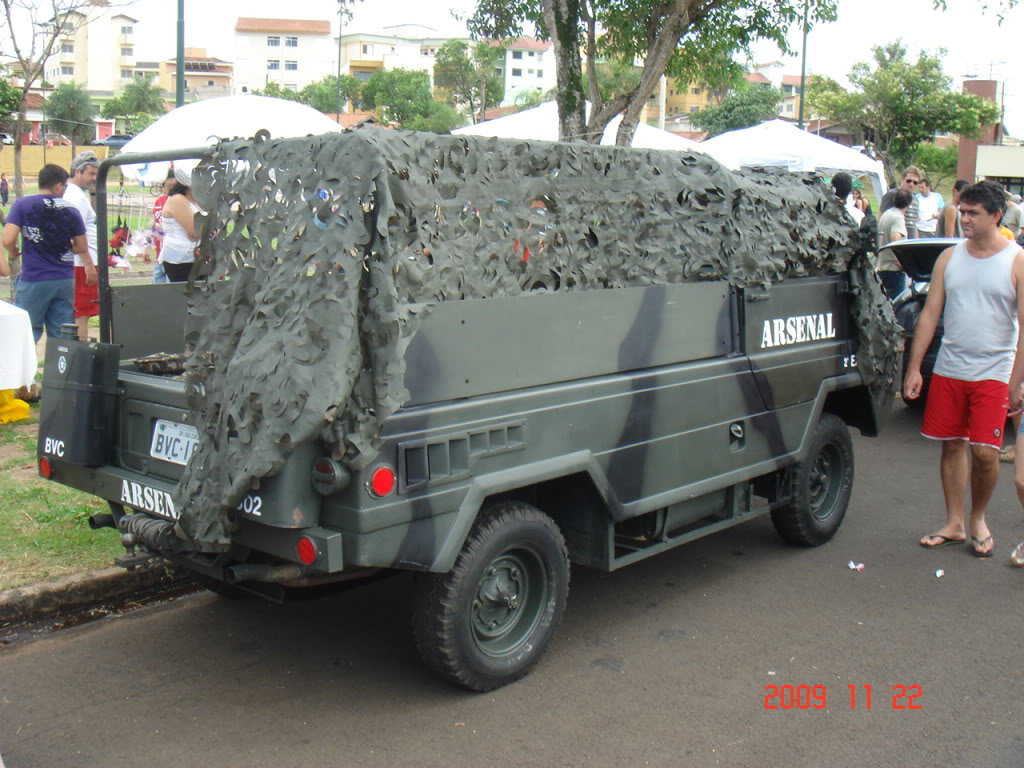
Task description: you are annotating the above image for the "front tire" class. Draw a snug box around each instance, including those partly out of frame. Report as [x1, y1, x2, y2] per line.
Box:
[771, 413, 854, 546]
[412, 500, 570, 692]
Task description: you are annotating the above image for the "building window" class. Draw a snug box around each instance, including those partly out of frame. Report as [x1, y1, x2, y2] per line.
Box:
[690, 106, 699, 113]
[121, 25, 133, 34]
[527, 69, 533, 75]
[267, 60, 280, 70]
[537, 69, 543, 78]
[362, 44, 369, 54]
[61, 43, 74, 53]
[135, 71, 145, 78]
[207, 80, 214, 86]
[121, 47, 133, 56]
[511, 68, 522, 77]
[121, 69, 132, 78]
[61, 65, 74, 75]
[285, 61, 298, 71]
[691, 87, 702, 95]
[267, 36, 280, 46]
[512, 51, 522, 59]
[494, 67, 502, 75]
[285, 36, 298, 47]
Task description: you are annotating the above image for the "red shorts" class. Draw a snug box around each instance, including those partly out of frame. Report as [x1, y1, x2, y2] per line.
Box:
[73, 266, 99, 317]
[921, 373, 1008, 448]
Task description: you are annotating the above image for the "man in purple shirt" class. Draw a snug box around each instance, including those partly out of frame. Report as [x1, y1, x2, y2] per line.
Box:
[2, 164, 88, 342]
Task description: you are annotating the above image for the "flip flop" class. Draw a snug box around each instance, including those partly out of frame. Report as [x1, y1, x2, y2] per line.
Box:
[920, 534, 966, 549]
[971, 535, 994, 558]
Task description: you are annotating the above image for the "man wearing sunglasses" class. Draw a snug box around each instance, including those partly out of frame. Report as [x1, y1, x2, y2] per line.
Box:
[880, 166, 922, 239]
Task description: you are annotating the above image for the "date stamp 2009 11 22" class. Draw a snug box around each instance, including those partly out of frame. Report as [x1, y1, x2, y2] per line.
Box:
[764, 684, 923, 711]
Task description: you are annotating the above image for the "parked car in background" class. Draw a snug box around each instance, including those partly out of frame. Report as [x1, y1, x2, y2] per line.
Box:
[43, 133, 72, 145]
[94, 134, 133, 148]
[0, 132, 13, 145]
[885, 237, 961, 409]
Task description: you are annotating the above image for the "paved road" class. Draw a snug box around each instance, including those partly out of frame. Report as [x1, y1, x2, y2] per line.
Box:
[2, 404, 1024, 768]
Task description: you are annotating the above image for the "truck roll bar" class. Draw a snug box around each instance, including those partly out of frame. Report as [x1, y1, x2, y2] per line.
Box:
[96, 148, 212, 344]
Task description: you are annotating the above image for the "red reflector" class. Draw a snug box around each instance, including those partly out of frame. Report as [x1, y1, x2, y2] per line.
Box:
[296, 536, 318, 565]
[370, 466, 396, 497]
[39, 457, 53, 478]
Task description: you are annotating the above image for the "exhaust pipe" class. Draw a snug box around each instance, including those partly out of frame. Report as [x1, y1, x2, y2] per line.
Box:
[89, 513, 116, 530]
[224, 563, 303, 585]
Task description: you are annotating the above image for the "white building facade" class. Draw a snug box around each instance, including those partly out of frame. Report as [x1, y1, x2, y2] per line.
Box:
[44, 3, 139, 95]
[493, 38, 555, 107]
[233, 18, 335, 94]
[337, 24, 460, 87]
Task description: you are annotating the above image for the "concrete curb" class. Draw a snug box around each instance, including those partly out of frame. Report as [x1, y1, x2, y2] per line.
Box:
[0, 564, 188, 624]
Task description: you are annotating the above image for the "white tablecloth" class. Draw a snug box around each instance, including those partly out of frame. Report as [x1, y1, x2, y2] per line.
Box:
[0, 300, 38, 390]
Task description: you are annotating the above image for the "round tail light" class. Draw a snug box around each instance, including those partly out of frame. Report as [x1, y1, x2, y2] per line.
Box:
[369, 465, 396, 497]
[296, 536, 319, 565]
[39, 457, 53, 479]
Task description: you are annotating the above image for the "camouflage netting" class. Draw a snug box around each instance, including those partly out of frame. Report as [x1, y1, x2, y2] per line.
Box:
[175, 128, 897, 549]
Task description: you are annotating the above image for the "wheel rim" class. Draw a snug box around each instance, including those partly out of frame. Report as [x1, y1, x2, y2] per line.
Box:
[471, 547, 549, 658]
[809, 443, 843, 521]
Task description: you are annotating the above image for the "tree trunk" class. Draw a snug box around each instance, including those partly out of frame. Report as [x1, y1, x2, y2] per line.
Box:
[13, 103, 26, 199]
[543, 0, 587, 143]
[612, 7, 690, 146]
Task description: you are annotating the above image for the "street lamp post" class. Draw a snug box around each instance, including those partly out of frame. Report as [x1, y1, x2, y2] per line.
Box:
[175, 0, 185, 107]
[798, 0, 809, 130]
[336, 1, 344, 122]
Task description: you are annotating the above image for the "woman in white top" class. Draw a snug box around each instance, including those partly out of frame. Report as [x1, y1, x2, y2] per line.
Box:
[160, 166, 201, 282]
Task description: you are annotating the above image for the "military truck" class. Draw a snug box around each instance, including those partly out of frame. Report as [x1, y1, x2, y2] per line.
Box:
[36, 129, 895, 691]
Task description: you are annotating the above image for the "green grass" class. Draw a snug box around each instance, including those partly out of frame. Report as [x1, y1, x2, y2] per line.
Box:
[0, 407, 122, 590]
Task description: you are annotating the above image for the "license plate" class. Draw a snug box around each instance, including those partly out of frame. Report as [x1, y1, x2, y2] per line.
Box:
[150, 419, 199, 466]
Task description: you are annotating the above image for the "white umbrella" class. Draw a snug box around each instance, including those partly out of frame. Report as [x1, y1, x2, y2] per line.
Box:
[454, 100, 703, 152]
[117, 95, 344, 182]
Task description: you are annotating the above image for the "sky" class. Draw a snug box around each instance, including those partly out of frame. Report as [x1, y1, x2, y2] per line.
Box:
[6, 0, 1023, 133]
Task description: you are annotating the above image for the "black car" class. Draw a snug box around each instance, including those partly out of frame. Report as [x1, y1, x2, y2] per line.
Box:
[884, 237, 960, 409]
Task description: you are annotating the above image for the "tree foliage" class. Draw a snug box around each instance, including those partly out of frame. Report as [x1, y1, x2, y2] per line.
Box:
[580, 58, 641, 105]
[360, 68, 435, 126]
[468, 0, 1018, 147]
[914, 142, 959, 189]
[806, 41, 1001, 183]
[402, 101, 465, 133]
[433, 40, 504, 123]
[468, 0, 839, 146]
[0, 0, 97, 196]
[45, 81, 96, 147]
[254, 76, 363, 114]
[102, 77, 165, 120]
[0, 76, 20, 130]
[690, 82, 783, 137]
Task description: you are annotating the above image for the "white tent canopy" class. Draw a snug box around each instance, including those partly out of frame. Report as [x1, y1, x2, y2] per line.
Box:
[454, 100, 703, 152]
[117, 95, 344, 182]
[699, 119, 888, 198]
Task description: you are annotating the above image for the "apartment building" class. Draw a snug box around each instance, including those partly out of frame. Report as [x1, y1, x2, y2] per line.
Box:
[337, 24, 455, 86]
[159, 48, 233, 100]
[234, 18, 334, 94]
[491, 38, 555, 107]
[43, 1, 139, 94]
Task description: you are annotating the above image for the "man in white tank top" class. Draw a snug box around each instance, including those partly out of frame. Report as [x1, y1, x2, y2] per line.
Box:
[903, 181, 1024, 559]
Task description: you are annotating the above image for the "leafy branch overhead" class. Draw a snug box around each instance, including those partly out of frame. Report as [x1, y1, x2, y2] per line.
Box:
[806, 41, 1001, 183]
[468, 0, 1017, 148]
[469, 0, 839, 146]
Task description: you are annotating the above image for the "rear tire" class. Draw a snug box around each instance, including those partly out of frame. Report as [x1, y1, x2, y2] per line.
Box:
[771, 413, 854, 546]
[412, 500, 569, 692]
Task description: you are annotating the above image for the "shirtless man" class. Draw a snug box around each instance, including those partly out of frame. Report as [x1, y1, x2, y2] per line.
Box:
[904, 180, 1024, 557]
